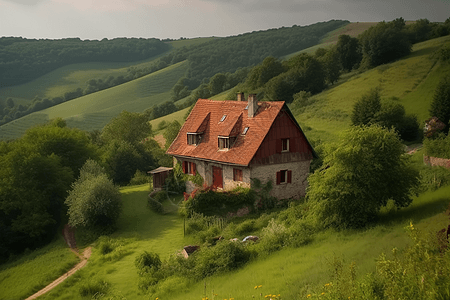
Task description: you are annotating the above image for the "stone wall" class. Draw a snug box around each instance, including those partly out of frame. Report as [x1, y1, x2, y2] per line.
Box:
[250, 160, 311, 199]
[424, 155, 450, 169]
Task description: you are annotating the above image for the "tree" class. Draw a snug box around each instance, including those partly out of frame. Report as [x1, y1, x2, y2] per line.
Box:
[209, 73, 227, 95]
[430, 75, 450, 133]
[0, 140, 73, 260]
[101, 110, 152, 145]
[163, 120, 181, 149]
[66, 160, 122, 231]
[21, 118, 98, 177]
[359, 18, 411, 67]
[336, 35, 361, 71]
[351, 89, 382, 126]
[307, 125, 419, 228]
[102, 139, 144, 185]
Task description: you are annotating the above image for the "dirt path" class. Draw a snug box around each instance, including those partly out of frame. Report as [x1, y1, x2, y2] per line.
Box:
[24, 226, 92, 300]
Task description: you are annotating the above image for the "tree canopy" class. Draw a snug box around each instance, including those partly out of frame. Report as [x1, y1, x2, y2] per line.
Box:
[430, 75, 450, 133]
[66, 160, 122, 232]
[307, 125, 419, 228]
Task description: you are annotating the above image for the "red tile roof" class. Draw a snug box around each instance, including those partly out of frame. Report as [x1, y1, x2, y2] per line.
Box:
[166, 99, 286, 166]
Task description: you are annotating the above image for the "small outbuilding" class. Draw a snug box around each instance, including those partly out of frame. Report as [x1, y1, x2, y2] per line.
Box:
[148, 167, 173, 191]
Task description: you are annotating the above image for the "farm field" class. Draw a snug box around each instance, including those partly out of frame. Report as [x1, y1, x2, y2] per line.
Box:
[0, 61, 188, 140]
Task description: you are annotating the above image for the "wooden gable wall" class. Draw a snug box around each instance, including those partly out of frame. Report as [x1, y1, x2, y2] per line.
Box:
[251, 109, 313, 164]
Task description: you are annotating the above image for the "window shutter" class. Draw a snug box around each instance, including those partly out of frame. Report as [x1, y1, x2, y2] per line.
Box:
[182, 161, 186, 173]
[289, 138, 295, 152]
[192, 163, 196, 175]
[276, 171, 281, 185]
[287, 170, 292, 183]
[276, 139, 282, 153]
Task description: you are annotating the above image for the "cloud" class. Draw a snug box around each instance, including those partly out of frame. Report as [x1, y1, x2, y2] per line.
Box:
[2, 0, 46, 5]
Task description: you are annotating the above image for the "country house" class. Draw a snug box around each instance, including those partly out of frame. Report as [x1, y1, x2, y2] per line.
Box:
[166, 93, 317, 199]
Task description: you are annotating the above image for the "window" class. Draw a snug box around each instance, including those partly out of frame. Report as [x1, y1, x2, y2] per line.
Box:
[276, 170, 292, 185]
[282, 138, 289, 152]
[233, 168, 243, 181]
[218, 137, 236, 149]
[183, 161, 196, 175]
[220, 115, 227, 122]
[187, 133, 202, 145]
[242, 127, 249, 135]
[218, 137, 229, 149]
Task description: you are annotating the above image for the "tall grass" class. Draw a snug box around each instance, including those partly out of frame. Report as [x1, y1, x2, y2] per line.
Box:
[0, 238, 79, 300]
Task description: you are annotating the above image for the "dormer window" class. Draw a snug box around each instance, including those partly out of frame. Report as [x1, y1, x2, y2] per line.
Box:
[187, 132, 202, 145]
[218, 136, 236, 150]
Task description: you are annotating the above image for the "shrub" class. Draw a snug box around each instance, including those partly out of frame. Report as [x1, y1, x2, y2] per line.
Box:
[148, 192, 165, 214]
[192, 240, 251, 279]
[419, 165, 450, 191]
[287, 219, 315, 247]
[184, 188, 256, 216]
[135, 251, 162, 274]
[78, 279, 109, 297]
[129, 170, 149, 185]
[256, 218, 289, 255]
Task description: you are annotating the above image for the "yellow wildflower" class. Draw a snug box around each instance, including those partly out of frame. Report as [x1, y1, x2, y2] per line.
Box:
[321, 292, 325, 295]
[259, 285, 262, 288]
[307, 294, 311, 298]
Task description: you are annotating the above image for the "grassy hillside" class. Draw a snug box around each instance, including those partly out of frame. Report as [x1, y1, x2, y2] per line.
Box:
[0, 61, 188, 140]
[284, 21, 416, 58]
[293, 35, 450, 143]
[0, 55, 171, 105]
[10, 178, 446, 300]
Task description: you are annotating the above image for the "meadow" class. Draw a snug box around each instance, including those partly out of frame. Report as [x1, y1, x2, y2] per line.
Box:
[0, 61, 188, 140]
[292, 35, 450, 143]
[2, 164, 447, 300]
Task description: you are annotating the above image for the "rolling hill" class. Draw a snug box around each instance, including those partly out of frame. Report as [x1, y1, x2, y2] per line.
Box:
[0, 61, 188, 140]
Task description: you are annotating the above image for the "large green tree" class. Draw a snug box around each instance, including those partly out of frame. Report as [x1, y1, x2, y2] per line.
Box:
[336, 35, 361, 71]
[101, 111, 152, 145]
[0, 141, 73, 260]
[66, 160, 122, 232]
[359, 18, 411, 67]
[430, 75, 450, 133]
[307, 125, 419, 228]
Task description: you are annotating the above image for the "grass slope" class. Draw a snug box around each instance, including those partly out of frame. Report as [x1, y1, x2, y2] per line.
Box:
[284, 21, 416, 58]
[0, 238, 79, 300]
[0, 54, 171, 105]
[294, 35, 450, 143]
[0, 61, 188, 140]
[25, 180, 450, 300]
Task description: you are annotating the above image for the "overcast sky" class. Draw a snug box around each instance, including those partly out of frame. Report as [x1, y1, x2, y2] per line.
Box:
[1, 0, 449, 40]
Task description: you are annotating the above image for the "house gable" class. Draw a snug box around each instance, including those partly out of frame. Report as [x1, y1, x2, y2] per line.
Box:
[251, 108, 316, 165]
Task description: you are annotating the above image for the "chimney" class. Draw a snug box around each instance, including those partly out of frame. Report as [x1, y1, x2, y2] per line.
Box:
[237, 92, 244, 102]
[248, 94, 258, 118]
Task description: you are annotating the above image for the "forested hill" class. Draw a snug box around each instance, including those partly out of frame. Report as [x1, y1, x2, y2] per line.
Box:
[0, 37, 170, 87]
[161, 20, 349, 89]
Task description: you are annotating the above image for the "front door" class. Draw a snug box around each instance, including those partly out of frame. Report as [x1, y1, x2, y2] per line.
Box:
[212, 166, 223, 189]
